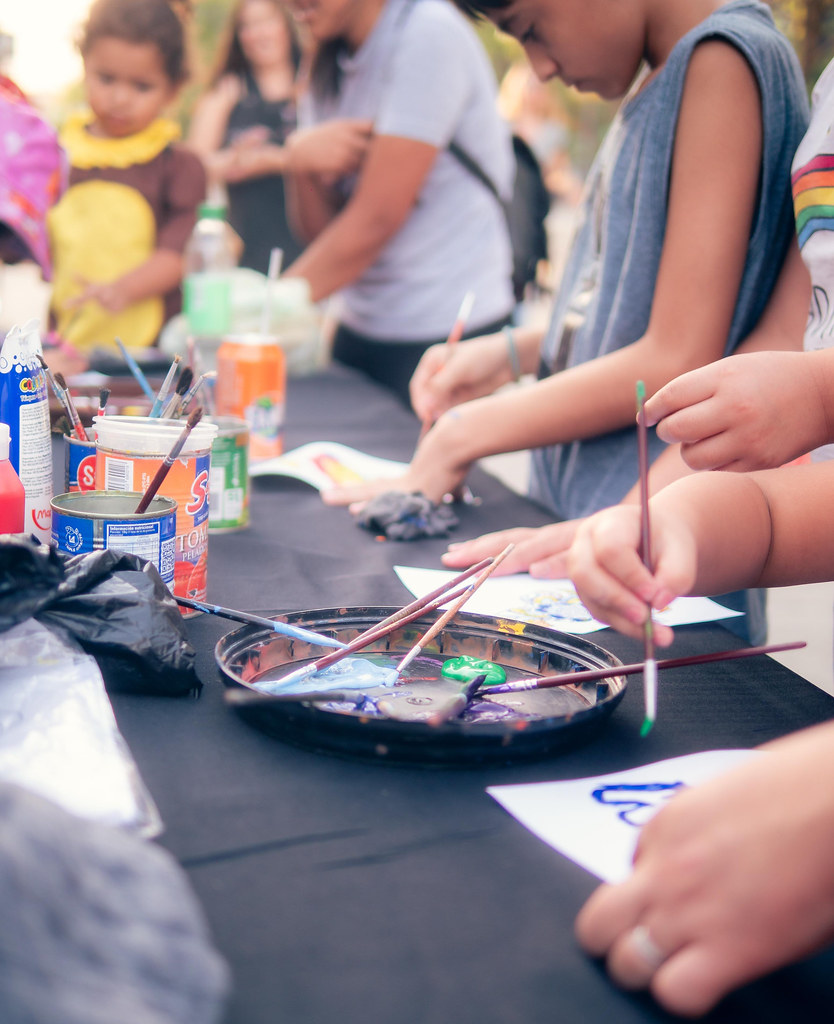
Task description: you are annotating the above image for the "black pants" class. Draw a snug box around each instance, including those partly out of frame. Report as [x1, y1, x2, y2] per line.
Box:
[332, 315, 512, 407]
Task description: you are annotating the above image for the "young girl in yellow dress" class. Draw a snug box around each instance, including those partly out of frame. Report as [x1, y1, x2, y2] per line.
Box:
[48, 0, 205, 363]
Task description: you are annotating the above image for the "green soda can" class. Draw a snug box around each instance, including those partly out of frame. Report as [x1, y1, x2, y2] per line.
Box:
[206, 416, 249, 532]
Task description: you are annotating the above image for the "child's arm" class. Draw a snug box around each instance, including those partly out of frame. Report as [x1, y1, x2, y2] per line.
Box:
[567, 461, 834, 642]
[643, 239, 833, 471]
[438, 442, 693, 578]
[67, 250, 184, 315]
[324, 41, 766, 506]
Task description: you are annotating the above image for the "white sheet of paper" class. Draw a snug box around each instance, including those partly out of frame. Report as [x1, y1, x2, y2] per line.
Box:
[249, 440, 408, 490]
[488, 749, 760, 882]
[393, 566, 741, 634]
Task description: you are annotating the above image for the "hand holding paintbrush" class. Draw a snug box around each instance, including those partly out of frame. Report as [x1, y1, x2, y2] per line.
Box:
[417, 290, 475, 443]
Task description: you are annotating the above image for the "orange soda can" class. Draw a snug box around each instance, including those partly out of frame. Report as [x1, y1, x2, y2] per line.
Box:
[214, 334, 285, 462]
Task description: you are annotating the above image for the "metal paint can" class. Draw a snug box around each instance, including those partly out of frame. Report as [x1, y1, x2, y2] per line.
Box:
[51, 490, 177, 587]
[92, 415, 218, 606]
[206, 416, 249, 532]
[64, 432, 97, 493]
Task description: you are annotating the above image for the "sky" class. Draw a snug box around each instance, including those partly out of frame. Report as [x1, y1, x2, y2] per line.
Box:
[2, 0, 91, 99]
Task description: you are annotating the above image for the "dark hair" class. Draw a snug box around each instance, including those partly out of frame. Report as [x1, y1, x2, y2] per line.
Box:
[309, 40, 348, 100]
[213, 0, 302, 86]
[79, 0, 192, 85]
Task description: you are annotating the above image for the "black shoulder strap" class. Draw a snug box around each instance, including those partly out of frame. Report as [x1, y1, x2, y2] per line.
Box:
[448, 140, 502, 202]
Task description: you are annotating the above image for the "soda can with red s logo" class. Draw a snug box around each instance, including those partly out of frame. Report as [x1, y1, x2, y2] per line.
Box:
[92, 416, 218, 611]
[65, 433, 97, 493]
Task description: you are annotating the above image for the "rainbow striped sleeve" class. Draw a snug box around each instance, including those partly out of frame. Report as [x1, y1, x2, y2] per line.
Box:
[793, 154, 834, 248]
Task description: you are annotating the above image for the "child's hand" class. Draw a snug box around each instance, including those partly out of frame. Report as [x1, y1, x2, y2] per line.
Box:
[567, 506, 697, 644]
[442, 521, 581, 578]
[322, 416, 469, 510]
[645, 350, 829, 471]
[66, 275, 131, 314]
[409, 333, 514, 424]
[575, 720, 834, 1017]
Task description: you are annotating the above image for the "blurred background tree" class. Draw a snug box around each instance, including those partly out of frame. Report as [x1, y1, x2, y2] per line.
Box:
[772, 0, 834, 85]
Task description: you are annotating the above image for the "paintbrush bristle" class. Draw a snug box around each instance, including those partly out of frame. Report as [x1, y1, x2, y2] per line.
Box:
[175, 366, 194, 394]
[54, 372, 68, 390]
[186, 406, 203, 428]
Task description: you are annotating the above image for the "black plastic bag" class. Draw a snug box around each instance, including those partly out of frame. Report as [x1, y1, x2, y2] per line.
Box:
[0, 536, 199, 696]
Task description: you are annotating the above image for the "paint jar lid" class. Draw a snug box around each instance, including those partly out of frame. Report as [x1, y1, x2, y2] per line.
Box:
[0, 422, 9, 461]
[93, 415, 219, 456]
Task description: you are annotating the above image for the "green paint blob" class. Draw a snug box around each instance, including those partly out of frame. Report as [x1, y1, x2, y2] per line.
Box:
[441, 655, 506, 687]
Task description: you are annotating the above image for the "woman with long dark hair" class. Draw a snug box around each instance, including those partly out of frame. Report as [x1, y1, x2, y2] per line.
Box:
[190, 0, 369, 273]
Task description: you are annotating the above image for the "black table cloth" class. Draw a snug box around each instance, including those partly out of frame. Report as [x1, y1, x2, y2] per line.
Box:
[103, 365, 834, 1024]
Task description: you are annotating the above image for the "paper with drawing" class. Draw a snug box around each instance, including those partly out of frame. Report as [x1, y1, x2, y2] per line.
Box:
[394, 565, 741, 634]
[249, 441, 407, 490]
[488, 750, 760, 882]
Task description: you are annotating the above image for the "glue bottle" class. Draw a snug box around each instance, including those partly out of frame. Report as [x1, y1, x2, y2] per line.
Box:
[183, 202, 240, 337]
[0, 320, 53, 541]
[0, 422, 25, 533]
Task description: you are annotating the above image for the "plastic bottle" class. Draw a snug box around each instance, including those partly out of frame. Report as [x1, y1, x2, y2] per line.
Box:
[182, 202, 239, 336]
[0, 319, 53, 541]
[0, 422, 25, 532]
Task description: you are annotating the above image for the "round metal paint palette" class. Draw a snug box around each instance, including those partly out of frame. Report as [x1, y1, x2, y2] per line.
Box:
[217, 606, 627, 765]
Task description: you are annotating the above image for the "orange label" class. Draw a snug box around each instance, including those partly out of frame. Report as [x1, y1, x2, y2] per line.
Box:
[216, 340, 285, 462]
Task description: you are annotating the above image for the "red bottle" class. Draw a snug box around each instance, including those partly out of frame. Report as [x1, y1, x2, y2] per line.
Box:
[0, 422, 25, 532]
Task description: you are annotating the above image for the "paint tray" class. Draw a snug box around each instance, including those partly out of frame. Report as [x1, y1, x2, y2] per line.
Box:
[216, 606, 627, 766]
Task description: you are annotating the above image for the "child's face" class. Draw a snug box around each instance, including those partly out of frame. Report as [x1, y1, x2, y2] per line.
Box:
[83, 37, 177, 139]
[487, 0, 645, 99]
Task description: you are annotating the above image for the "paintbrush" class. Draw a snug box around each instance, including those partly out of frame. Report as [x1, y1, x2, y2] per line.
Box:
[445, 290, 475, 350]
[395, 543, 514, 677]
[258, 583, 473, 693]
[149, 354, 182, 417]
[428, 672, 486, 725]
[161, 366, 193, 419]
[179, 370, 217, 413]
[174, 595, 347, 648]
[53, 371, 89, 442]
[115, 337, 156, 401]
[352, 556, 494, 644]
[419, 290, 476, 442]
[479, 640, 807, 694]
[225, 687, 370, 708]
[36, 352, 69, 411]
[98, 387, 110, 419]
[635, 380, 657, 736]
[134, 407, 202, 513]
